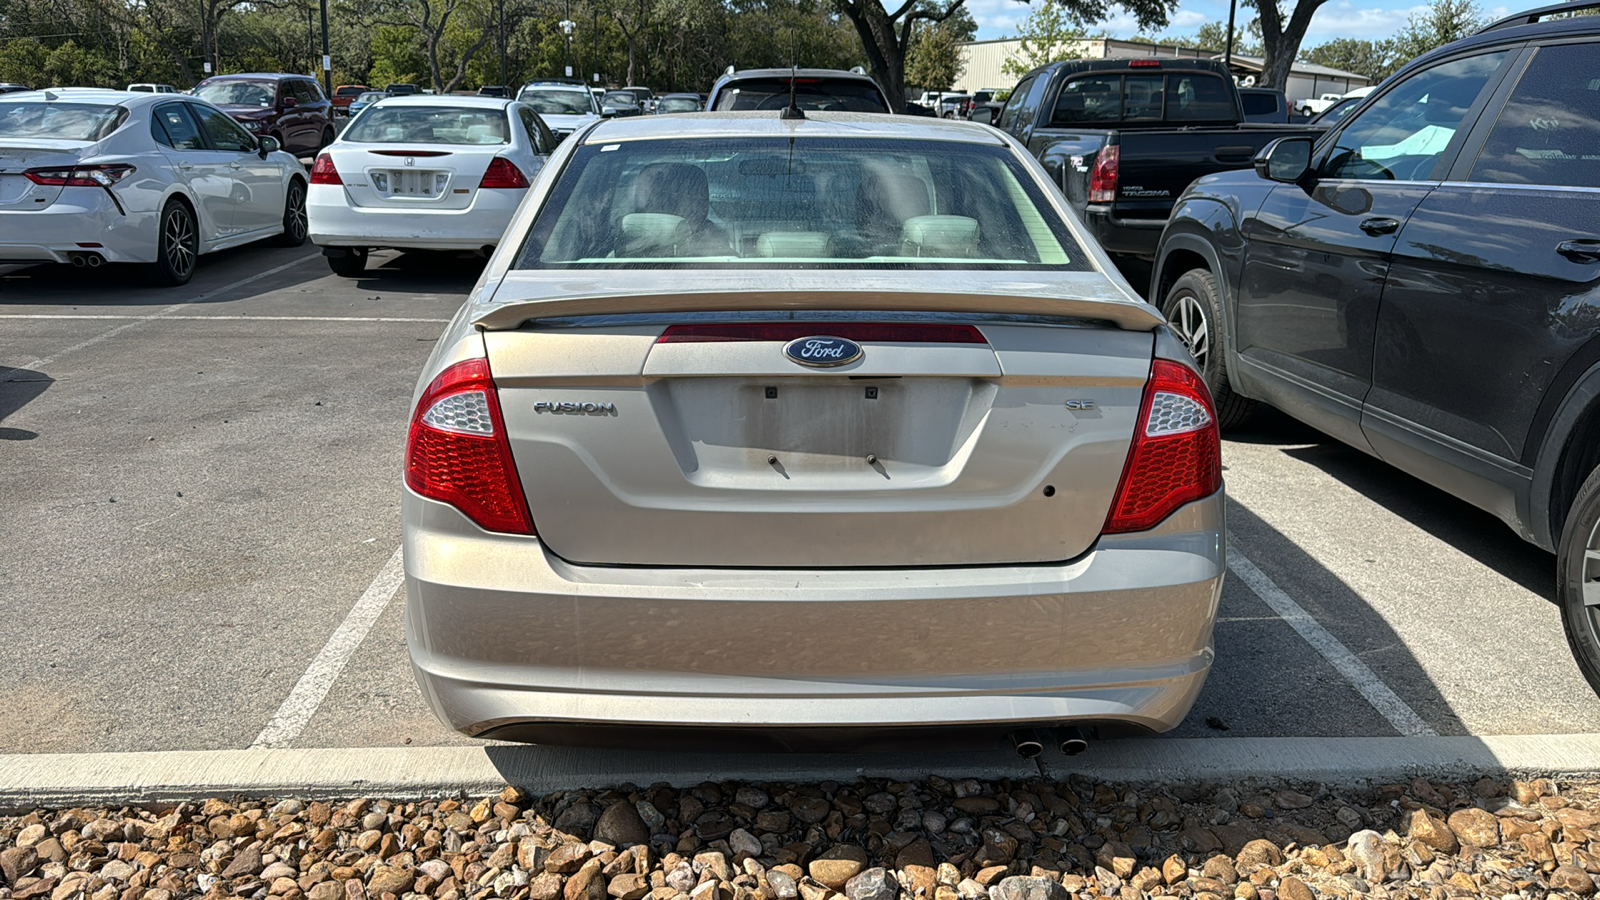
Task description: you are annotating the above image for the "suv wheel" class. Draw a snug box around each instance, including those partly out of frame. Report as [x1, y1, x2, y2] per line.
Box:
[273, 179, 307, 247]
[1161, 269, 1255, 429]
[319, 126, 335, 151]
[145, 200, 198, 286]
[1559, 463, 1600, 697]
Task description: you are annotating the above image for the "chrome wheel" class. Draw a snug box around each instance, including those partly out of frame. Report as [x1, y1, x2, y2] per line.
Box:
[164, 207, 196, 278]
[1169, 293, 1211, 370]
[287, 183, 307, 241]
[1584, 523, 1600, 613]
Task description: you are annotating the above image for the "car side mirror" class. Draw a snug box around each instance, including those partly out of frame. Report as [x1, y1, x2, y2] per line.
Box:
[601, 107, 618, 118]
[280, 96, 297, 109]
[258, 135, 281, 156]
[1256, 136, 1313, 184]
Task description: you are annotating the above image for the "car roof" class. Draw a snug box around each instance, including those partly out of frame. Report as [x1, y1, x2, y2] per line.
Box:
[579, 110, 1006, 144]
[201, 72, 309, 81]
[520, 83, 590, 91]
[0, 88, 167, 107]
[659, 93, 701, 99]
[719, 68, 875, 81]
[370, 94, 515, 109]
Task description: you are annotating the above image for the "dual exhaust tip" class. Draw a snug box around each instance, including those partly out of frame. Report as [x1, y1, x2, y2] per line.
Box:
[69, 252, 104, 268]
[1011, 727, 1089, 758]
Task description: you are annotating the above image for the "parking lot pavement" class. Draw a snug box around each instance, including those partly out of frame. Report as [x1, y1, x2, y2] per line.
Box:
[2, 248, 1597, 759]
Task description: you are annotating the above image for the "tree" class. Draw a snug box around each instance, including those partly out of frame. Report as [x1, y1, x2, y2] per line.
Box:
[356, 0, 495, 92]
[1299, 37, 1396, 81]
[1390, 0, 1482, 65]
[1001, 3, 1086, 77]
[904, 8, 972, 90]
[1256, 0, 1328, 89]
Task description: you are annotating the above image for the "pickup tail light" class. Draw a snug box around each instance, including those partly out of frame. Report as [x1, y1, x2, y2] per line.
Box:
[310, 153, 342, 185]
[1088, 144, 1119, 203]
[480, 157, 529, 189]
[1102, 358, 1222, 533]
[25, 164, 135, 187]
[405, 358, 535, 535]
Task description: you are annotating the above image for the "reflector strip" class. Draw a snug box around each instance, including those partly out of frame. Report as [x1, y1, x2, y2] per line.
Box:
[657, 323, 987, 344]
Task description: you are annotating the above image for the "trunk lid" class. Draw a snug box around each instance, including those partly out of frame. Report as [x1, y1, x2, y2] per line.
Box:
[485, 308, 1154, 568]
[0, 140, 90, 211]
[329, 145, 505, 210]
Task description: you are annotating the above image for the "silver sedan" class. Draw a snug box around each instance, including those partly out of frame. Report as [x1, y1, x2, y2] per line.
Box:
[402, 112, 1226, 752]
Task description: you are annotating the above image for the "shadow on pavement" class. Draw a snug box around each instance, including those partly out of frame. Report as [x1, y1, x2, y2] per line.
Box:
[0, 367, 51, 440]
[0, 245, 323, 307]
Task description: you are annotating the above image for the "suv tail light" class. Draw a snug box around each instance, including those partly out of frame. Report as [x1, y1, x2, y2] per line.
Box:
[310, 153, 342, 185]
[480, 157, 529, 189]
[25, 164, 136, 186]
[1103, 358, 1222, 534]
[405, 358, 535, 535]
[1088, 144, 1119, 203]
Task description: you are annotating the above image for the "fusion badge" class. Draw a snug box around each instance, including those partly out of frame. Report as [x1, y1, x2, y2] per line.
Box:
[533, 401, 617, 415]
[783, 336, 863, 368]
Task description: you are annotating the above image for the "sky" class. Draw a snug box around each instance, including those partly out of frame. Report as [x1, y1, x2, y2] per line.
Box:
[966, 0, 1513, 45]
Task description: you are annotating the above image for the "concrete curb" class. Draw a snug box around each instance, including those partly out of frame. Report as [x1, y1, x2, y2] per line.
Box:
[2, 735, 1599, 808]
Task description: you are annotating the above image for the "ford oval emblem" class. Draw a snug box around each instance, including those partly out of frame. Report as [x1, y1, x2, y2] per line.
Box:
[783, 336, 863, 368]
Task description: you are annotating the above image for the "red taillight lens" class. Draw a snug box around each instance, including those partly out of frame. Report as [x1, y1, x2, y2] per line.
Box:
[1088, 145, 1119, 203]
[25, 164, 135, 186]
[1103, 358, 1222, 534]
[404, 358, 535, 535]
[656, 323, 987, 343]
[310, 153, 341, 185]
[480, 157, 528, 189]
[1128, 58, 1162, 67]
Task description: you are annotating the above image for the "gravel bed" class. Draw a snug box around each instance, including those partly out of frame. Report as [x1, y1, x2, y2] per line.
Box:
[2, 775, 1598, 900]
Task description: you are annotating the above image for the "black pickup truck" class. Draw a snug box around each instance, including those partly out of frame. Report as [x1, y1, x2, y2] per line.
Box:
[990, 58, 1323, 271]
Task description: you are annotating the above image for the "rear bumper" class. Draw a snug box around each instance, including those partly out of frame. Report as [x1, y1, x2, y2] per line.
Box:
[307, 184, 521, 250]
[1083, 205, 1167, 260]
[404, 487, 1225, 742]
[0, 194, 154, 264]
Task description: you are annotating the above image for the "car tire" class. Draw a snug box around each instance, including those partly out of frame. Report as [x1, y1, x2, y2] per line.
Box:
[327, 248, 368, 277]
[1559, 463, 1600, 697]
[145, 200, 199, 287]
[319, 126, 335, 151]
[272, 179, 307, 247]
[1161, 269, 1256, 429]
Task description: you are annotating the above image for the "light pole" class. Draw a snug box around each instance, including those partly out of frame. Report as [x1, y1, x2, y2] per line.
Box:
[560, 17, 575, 79]
[497, 0, 506, 88]
[319, 0, 331, 96]
[1224, 0, 1237, 69]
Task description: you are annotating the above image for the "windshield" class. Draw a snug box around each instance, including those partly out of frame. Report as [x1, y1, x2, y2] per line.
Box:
[657, 97, 701, 113]
[196, 80, 276, 107]
[357, 92, 386, 102]
[0, 103, 127, 140]
[336, 87, 366, 97]
[714, 78, 887, 113]
[520, 90, 593, 115]
[602, 92, 639, 107]
[343, 106, 510, 144]
[518, 136, 1086, 270]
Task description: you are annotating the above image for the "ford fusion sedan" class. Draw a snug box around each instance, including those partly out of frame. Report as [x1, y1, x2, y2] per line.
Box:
[307, 95, 556, 276]
[402, 112, 1226, 751]
[0, 89, 307, 284]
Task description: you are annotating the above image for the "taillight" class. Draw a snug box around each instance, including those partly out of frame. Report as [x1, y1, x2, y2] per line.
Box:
[656, 323, 987, 343]
[25, 164, 135, 187]
[480, 157, 528, 189]
[1088, 145, 1119, 203]
[1102, 358, 1222, 534]
[404, 358, 535, 535]
[310, 153, 341, 185]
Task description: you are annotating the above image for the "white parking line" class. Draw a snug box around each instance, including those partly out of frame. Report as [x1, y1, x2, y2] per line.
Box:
[250, 546, 406, 749]
[1226, 539, 1437, 737]
[1, 253, 318, 384]
[0, 314, 450, 323]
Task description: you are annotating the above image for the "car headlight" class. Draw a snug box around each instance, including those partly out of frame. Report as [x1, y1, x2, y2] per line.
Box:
[241, 120, 261, 132]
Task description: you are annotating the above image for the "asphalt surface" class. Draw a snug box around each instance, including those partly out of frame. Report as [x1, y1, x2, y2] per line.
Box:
[1, 244, 1596, 758]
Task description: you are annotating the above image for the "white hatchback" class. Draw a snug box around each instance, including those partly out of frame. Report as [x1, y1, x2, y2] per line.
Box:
[307, 96, 556, 277]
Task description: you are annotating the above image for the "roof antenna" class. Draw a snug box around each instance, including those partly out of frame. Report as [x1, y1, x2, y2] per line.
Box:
[781, 45, 804, 120]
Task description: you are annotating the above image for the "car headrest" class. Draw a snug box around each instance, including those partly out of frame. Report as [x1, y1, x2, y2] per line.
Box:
[901, 215, 980, 258]
[631, 163, 710, 223]
[619, 213, 690, 256]
[755, 231, 835, 258]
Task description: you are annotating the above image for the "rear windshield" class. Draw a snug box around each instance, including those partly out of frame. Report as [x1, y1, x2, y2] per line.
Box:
[1051, 72, 1236, 125]
[343, 106, 509, 144]
[521, 90, 592, 115]
[1240, 92, 1279, 116]
[336, 87, 366, 97]
[357, 92, 386, 102]
[602, 92, 639, 107]
[0, 103, 127, 140]
[196, 80, 276, 107]
[517, 136, 1087, 270]
[714, 79, 888, 113]
[657, 97, 702, 113]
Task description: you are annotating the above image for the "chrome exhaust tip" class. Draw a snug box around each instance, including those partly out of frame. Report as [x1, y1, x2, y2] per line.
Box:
[70, 255, 87, 267]
[1010, 729, 1045, 759]
[1057, 726, 1089, 756]
[84, 254, 103, 267]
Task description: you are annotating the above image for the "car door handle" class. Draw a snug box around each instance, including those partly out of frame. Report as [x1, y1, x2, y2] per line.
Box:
[228, 162, 243, 170]
[177, 162, 194, 171]
[1557, 239, 1600, 263]
[1359, 217, 1400, 235]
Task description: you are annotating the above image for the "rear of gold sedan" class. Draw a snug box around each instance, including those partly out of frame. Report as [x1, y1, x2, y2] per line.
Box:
[401, 113, 1226, 751]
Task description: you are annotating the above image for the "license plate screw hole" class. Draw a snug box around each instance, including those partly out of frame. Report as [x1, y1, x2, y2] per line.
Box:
[865, 386, 878, 399]
[764, 386, 777, 399]
[1043, 485, 1056, 497]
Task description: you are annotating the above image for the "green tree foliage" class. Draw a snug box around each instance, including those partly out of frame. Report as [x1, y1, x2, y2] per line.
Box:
[1296, 0, 1482, 83]
[904, 8, 973, 91]
[1298, 37, 1396, 80]
[1001, 3, 1087, 77]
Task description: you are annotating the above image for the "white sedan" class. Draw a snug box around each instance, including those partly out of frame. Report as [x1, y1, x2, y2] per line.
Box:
[307, 96, 556, 277]
[0, 88, 307, 285]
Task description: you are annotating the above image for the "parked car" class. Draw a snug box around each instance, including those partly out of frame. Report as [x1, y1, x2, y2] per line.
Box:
[0, 88, 306, 284]
[962, 89, 1000, 118]
[1308, 95, 1361, 125]
[989, 57, 1323, 270]
[347, 90, 386, 118]
[385, 83, 420, 96]
[307, 95, 555, 276]
[127, 83, 180, 94]
[599, 90, 644, 117]
[516, 81, 602, 141]
[400, 110, 1225, 751]
[939, 93, 971, 118]
[1237, 87, 1289, 123]
[654, 92, 703, 113]
[1150, 0, 1600, 696]
[193, 73, 334, 156]
[1295, 91, 1344, 116]
[707, 68, 891, 113]
[0, 83, 30, 95]
[617, 85, 655, 112]
[330, 84, 370, 114]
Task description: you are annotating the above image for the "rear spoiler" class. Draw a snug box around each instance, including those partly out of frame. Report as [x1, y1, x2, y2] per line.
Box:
[470, 271, 1166, 332]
